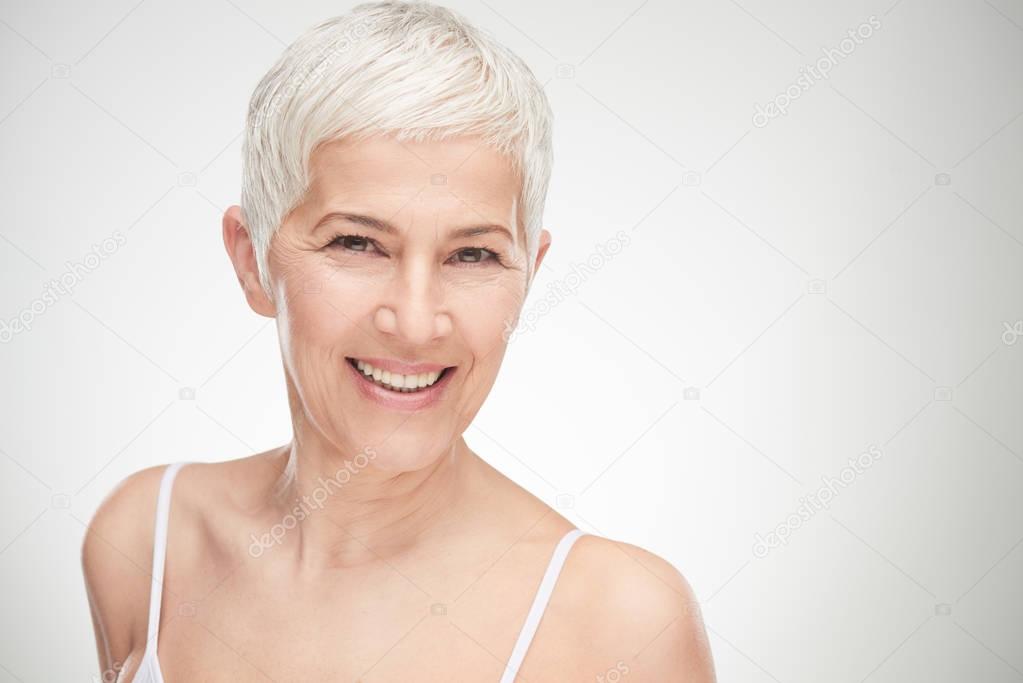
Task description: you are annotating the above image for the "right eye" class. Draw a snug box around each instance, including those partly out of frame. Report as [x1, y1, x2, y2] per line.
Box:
[329, 234, 380, 254]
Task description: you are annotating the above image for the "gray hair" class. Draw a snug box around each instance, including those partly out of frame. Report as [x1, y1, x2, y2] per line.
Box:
[240, 1, 554, 297]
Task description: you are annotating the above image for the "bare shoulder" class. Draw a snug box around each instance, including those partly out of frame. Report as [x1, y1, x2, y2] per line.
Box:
[82, 462, 204, 584]
[562, 534, 717, 681]
[81, 452, 283, 602]
[81, 463, 177, 600]
[81, 455, 267, 581]
[80, 463, 181, 671]
[81, 457, 254, 675]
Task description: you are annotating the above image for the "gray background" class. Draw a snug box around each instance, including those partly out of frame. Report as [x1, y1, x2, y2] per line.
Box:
[2, 0, 1022, 681]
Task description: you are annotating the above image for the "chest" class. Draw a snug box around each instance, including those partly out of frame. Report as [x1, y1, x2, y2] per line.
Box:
[156, 616, 512, 681]
[147, 572, 587, 681]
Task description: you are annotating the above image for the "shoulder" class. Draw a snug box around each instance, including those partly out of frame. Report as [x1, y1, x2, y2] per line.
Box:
[563, 534, 717, 681]
[81, 463, 182, 662]
[81, 455, 268, 591]
[82, 462, 200, 577]
[81, 463, 178, 588]
[81, 453, 282, 598]
[81, 458, 239, 583]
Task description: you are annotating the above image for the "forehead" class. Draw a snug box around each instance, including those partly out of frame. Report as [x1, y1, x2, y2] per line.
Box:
[301, 134, 522, 228]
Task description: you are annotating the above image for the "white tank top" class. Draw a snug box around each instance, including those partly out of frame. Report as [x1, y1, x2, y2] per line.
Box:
[130, 461, 587, 682]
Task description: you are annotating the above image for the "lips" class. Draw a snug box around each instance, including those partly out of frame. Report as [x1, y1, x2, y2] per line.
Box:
[344, 356, 457, 410]
[345, 357, 452, 393]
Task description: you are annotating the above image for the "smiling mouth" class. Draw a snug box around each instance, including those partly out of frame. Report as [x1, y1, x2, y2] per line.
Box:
[345, 358, 454, 393]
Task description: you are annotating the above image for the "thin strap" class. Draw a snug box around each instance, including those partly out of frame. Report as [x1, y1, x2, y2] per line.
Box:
[145, 462, 188, 649]
[499, 528, 587, 683]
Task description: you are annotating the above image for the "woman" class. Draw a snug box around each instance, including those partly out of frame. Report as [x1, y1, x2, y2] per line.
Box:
[82, 2, 716, 680]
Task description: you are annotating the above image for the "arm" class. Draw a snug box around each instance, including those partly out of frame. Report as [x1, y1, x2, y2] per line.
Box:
[81, 466, 164, 681]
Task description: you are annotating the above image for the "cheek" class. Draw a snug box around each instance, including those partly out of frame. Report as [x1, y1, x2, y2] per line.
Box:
[448, 280, 524, 359]
[273, 247, 376, 335]
[275, 274, 371, 362]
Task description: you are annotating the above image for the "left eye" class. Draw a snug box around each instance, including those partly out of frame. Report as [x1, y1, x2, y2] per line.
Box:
[331, 234, 377, 252]
[452, 248, 498, 264]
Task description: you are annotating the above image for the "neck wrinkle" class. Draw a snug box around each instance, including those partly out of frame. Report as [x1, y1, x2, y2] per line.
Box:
[267, 434, 476, 575]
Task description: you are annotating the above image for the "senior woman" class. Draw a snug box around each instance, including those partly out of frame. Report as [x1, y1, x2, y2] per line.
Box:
[82, 2, 715, 681]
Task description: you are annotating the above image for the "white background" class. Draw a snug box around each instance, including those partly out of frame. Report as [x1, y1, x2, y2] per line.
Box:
[1, 0, 1022, 681]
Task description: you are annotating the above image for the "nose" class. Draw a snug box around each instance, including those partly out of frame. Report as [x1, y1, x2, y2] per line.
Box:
[373, 259, 452, 345]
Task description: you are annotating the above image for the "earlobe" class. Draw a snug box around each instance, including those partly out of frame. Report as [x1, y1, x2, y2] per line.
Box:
[222, 206, 276, 318]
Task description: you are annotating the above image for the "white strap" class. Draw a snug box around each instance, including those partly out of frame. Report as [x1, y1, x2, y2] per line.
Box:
[145, 462, 188, 647]
[499, 528, 587, 683]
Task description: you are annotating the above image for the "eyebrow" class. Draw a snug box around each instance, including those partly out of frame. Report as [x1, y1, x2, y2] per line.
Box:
[315, 212, 515, 242]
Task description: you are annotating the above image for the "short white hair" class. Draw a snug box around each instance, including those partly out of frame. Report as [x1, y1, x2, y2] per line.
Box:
[241, 0, 554, 298]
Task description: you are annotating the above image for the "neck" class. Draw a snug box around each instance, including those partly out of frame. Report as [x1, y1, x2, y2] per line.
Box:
[261, 432, 479, 574]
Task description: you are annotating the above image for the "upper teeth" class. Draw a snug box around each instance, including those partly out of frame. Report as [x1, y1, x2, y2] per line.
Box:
[356, 360, 442, 390]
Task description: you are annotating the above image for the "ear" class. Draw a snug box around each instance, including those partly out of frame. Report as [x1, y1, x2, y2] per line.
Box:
[532, 228, 552, 277]
[222, 205, 276, 318]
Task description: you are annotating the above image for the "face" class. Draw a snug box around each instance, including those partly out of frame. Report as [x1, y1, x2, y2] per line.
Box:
[223, 134, 551, 472]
